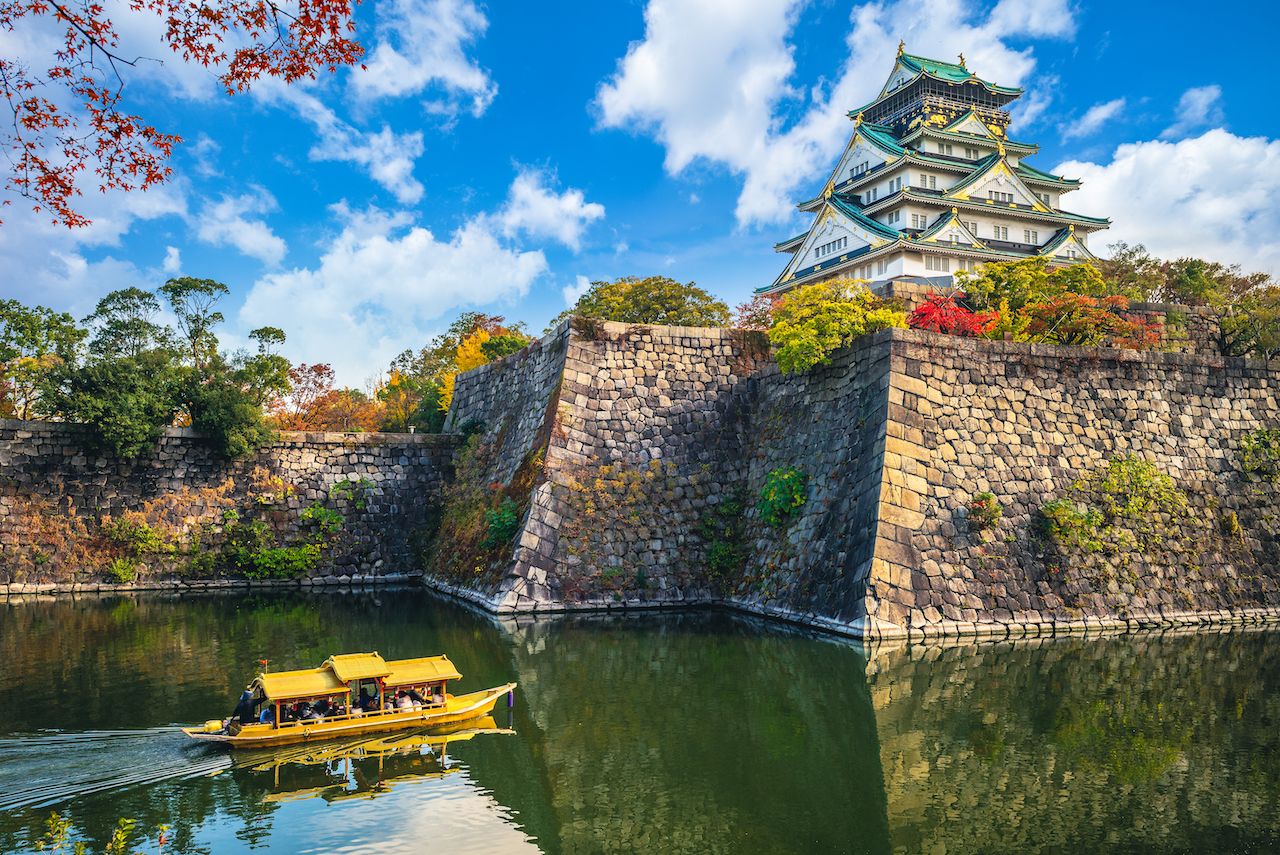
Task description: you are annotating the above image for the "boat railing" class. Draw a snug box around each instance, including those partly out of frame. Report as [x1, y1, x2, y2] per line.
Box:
[265, 699, 448, 730]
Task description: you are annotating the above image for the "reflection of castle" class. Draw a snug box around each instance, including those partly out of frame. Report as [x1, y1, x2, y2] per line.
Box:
[235, 718, 513, 804]
[767, 43, 1109, 293]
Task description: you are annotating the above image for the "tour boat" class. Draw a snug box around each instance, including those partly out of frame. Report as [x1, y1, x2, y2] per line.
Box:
[182, 652, 516, 749]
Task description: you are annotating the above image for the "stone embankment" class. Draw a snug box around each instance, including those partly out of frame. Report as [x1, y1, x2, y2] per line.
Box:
[0, 421, 458, 591]
[436, 319, 1280, 639]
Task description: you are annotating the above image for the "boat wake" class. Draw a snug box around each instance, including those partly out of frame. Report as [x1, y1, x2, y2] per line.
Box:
[0, 728, 231, 812]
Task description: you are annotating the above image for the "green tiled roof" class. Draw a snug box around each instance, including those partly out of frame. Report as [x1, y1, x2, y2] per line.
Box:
[828, 196, 902, 240]
[900, 52, 1022, 95]
[1015, 162, 1080, 186]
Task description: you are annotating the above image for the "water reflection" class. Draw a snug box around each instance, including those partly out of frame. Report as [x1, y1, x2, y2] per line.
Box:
[0, 591, 1277, 854]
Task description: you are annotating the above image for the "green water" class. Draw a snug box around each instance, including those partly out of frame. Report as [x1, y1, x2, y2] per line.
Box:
[0, 591, 1278, 854]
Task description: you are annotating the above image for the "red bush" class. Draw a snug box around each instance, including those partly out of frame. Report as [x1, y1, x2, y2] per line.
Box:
[908, 292, 1000, 337]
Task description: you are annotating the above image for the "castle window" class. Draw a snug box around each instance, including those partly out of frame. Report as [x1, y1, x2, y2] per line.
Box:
[917, 173, 937, 190]
[886, 210, 901, 224]
[876, 260, 888, 275]
[938, 143, 953, 155]
[866, 187, 878, 203]
[925, 256, 951, 272]
[987, 190, 1014, 203]
[911, 213, 927, 229]
[814, 236, 848, 260]
[1024, 229, 1039, 244]
[1066, 248, 1079, 260]
[852, 161, 869, 176]
[957, 258, 981, 272]
[964, 147, 979, 159]
[993, 225, 1009, 241]
[967, 221, 979, 234]
[889, 176, 903, 193]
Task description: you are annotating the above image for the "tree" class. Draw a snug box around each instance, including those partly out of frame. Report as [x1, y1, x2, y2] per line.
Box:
[1018, 293, 1160, 349]
[237, 327, 291, 408]
[437, 327, 497, 413]
[908, 292, 999, 337]
[2, 0, 363, 227]
[768, 279, 907, 374]
[84, 288, 171, 359]
[1221, 287, 1280, 359]
[732, 294, 780, 331]
[159, 277, 229, 371]
[41, 350, 180, 456]
[376, 370, 421, 432]
[273, 363, 336, 430]
[957, 257, 1111, 314]
[310, 388, 381, 431]
[1096, 242, 1165, 301]
[0, 299, 86, 418]
[549, 276, 731, 328]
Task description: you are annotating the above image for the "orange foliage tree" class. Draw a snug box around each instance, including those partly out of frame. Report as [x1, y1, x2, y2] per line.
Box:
[1, 0, 364, 226]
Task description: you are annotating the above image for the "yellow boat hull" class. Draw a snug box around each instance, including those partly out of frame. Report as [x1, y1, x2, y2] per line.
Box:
[182, 683, 516, 749]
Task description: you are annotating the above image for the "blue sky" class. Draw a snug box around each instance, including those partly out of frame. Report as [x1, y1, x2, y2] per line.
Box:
[4, 0, 1279, 382]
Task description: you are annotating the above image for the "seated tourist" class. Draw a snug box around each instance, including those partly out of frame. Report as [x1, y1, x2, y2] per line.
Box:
[406, 688, 425, 704]
[259, 707, 275, 725]
[396, 692, 413, 710]
[359, 687, 379, 712]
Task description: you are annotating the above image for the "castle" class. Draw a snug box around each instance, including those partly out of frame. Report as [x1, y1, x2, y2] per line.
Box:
[766, 44, 1109, 293]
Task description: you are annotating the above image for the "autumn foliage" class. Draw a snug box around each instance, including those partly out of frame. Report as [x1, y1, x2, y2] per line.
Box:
[908, 292, 999, 337]
[1, 0, 364, 226]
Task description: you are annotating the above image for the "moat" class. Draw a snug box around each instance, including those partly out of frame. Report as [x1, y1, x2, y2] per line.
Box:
[2, 589, 1279, 854]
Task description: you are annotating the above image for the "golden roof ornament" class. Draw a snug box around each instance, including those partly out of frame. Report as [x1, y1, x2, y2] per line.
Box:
[958, 52, 966, 67]
[996, 139, 1006, 156]
[854, 111, 864, 126]
[897, 39, 905, 56]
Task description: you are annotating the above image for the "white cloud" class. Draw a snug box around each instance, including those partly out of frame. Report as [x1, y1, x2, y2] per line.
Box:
[239, 203, 548, 382]
[1161, 85, 1224, 140]
[351, 0, 496, 117]
[493, 169, 605, 251]
[196, 188, 288, 266]
[257, 84, 427, 204]
[1058, 128, 1280, 277]
[1061, 97, 1125, 140]
[162, 246, 182, 274]
[562, 275, 592, 306]
[596, 0, 1077, 226]
[310, 124, 426, 205]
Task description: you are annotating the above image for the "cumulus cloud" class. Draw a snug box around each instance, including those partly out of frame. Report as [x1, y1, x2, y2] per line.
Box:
[1161, 85, 1224, 140]
[239, 203, 548, 382]
[1061, 97, 1125, 140]
[256, 83, 427, 204]
[1057, 129, 1280, 277]
[351, 0, 496, 117]
[562, 275, 592, 306]
[162, 246, 182, 274]
[196, 188, 288, 266]
[493, 169, 606, 251]
[596, 0, 1076, 226]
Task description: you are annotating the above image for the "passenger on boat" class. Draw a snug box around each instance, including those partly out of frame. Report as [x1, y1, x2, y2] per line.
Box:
[358, 687, 379, 712]
[233, 690, 255, 725]
[259, 707, 275, 725]
[396, 692, 413, 710]
[406, 688, 425, 704]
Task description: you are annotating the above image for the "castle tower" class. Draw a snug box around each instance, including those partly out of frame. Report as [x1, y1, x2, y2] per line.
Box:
[764, 44, 1109, 294]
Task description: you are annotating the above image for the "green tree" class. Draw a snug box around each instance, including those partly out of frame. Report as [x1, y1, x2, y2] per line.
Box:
[1221, 286, 1280, 359]
[159, 277, 230, 371]
[185, 369, 276, 458]
[0, 299, 86, 418]
[84, 288, 172, 359]
[236, 327, 292, 408]
[768, 279, 907, 374]
[549, 276, 731, 328]
[41, 350, 180, 457]
[957, 257, 1112, 314]
[1095, 242, 1165, 301]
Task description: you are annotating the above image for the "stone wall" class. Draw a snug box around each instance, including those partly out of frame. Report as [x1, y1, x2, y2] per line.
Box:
[0, 420, 459, 584]
[864, 330, 1280, 638]
[433, 320, 1280, 638]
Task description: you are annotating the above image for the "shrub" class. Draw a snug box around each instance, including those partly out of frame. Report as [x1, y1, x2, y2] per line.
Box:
[769, 279, 907, 373]
[758, 467, 809, 526]
[967, 492, 1002, 530]
[909, 292, 999, 337]
[1239, 428, 1280, 483]
[1039, 498, 1103, 553]
[102, 515, 172, 556]
[482, 496, 521, 549]
[107, 557, 137, 583]
[697, 490, 748, 578]
[300, 504, 344, 541]
[244, 544, 322, 579]
[1019, 293, 1160, 349]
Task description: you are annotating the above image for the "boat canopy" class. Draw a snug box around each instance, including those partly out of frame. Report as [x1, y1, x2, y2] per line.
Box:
[384, 656, 462, 687]
[253, 667, 348, 702]
[324, 653, 392, 682]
